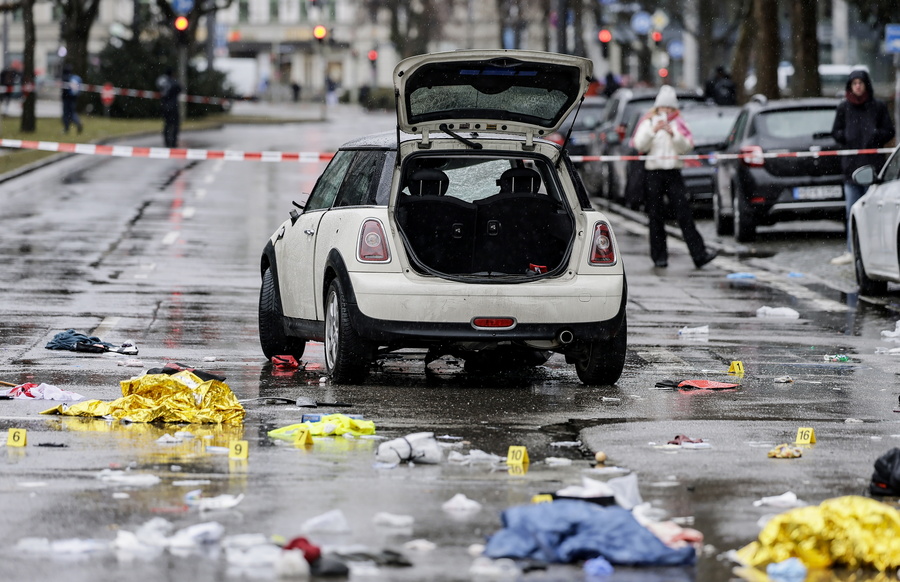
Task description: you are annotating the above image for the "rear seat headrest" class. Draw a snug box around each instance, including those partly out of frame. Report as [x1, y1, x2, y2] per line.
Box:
[496, 167, 541, 193]
[407, 168, 450, 196]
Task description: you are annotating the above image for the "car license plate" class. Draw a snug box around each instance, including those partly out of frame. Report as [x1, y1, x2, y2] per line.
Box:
[792, 185, 842, 200]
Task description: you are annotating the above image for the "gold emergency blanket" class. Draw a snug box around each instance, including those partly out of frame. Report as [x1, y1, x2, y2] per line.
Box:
[736, 495, 900, 571]
[41, 371, 244, 424]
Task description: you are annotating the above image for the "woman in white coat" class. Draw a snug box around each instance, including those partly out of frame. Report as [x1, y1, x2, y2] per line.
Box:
[633, 85, 718, 269]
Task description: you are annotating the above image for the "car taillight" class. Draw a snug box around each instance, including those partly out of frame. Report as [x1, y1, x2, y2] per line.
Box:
[357, 219, 390, 262]
[740, 145, 765, 167]
[615, 125, 626, 141]
[590, 222, 616, 265]
[683, 158, 702, 168]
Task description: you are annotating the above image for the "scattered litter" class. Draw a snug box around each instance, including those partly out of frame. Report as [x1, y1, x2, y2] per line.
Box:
[767, 444, 802, 459]
[756, 306, 800, 319]
[823, 354, 851, 362]
[727, 272, 756, 279]
[442, 493, 482, 514]
[155, 434, 182, 445]
[403, 539, 436, 552]
[41, 370, 244, 424]
[375, 432, 442, 464]
[35, 443, 66, 448]
[875, 346, 900, 354]
[202, 356, 217, 362]
[869, 447, 900, 496]
[844, 418, 864, 423]
[436, 434, 463, 440]
[880, 321, 900, 341]
[468, 544, 485, 556]
[45, 329, 138, 355]
[483, 500, 695, 565]
[112, 492, 130, 499]
[300, 509, 351, 534]
[174, 430, 196, 439]
[172, 479, 212, 487]
[786, 272, 804, 278]
[583, 465, 630, 476]
[545, 457, 573, 467]
[185, 490, 245, 511]
[17, 482, 48, 488]
[97, 469, 161, 487]
[773, 376, 793, 383]
[677, 325, 709, 336]
[607, 472, 643, 510]
[0, 382, 85, 401]
[469, 556, 520, 579]
[601, 396, 621, 402]
[654, 379, 740, 392]
[447, 449, 504, 465]
[667, 435, 703, 446]
[118, 359, 144, 367]
[594, 451, 607, 464]
[372, 512, 415, 529]
[765, 557, 807, 582]
[271, 355, 300, 369]
[550, 440, 581, 448]
[205, 446, 229, 455]
[555, 476, 615, 500]
[735, 496, 900, 571]
[752, 491, 806, 508]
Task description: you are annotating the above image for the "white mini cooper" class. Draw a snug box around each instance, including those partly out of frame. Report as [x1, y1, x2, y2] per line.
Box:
[259, 50, 627, 384]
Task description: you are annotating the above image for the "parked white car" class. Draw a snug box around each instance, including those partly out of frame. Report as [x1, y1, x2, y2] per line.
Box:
[849, 150, 900, 294]
[258, 50, 627, 384]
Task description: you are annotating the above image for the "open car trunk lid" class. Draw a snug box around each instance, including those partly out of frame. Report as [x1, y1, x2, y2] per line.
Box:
[393, 50, 593, 140]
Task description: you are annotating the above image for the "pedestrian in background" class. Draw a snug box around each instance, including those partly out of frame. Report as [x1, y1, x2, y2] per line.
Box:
[633, 85, 718, 269]
[830, 69, 895, 265]
[156, 67, 183, 148]
[703, 66, 737, 106]
[60, 64, 83, 134]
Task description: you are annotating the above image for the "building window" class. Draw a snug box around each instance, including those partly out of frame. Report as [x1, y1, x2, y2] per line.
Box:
[270, 0, 279, 21]
[238, 0, 249, 23]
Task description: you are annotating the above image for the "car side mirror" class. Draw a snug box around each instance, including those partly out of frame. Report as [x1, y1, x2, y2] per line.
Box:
[852, 165, 876, 187]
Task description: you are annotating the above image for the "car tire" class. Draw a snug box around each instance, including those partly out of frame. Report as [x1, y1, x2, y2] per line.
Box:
[733, 186, 757, 243]
[853, 230, 887, 295]
[574, 315, 627, 385]
[259, 267, 306, 360]
[713, 191, 733, 236]
[324, 279, 372, 384]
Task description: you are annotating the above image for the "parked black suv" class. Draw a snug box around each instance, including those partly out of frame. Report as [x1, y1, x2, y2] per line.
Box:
[713, 97, 843, 242]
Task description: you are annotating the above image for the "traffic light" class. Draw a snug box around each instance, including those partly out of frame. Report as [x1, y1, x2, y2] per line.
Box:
[367, 49, 378, 68]
[598, 29, 612, 59]
[174, 15, 190, 46]
[658, 68, 669, 79]
[650, 30, 662, 48]
[313, 24, 328, 44]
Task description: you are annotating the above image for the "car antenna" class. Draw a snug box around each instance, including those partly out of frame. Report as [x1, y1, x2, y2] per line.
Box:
[555, 95, 585, 169]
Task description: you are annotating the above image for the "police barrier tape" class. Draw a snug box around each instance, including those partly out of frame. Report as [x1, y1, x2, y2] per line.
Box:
[0, 82, 235, 105]
[0, 138, 893, 163]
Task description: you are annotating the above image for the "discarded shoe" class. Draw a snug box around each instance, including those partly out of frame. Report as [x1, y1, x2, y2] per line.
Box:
[830, 252, 853, 265]
[695, 249, 719, 268]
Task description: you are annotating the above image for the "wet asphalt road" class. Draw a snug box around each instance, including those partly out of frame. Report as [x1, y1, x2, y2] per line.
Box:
[1, 106, 899, 581]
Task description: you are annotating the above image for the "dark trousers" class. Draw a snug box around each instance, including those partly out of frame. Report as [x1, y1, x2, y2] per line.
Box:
[162, 109, 180, 148]
[62, 98, 81, 132]
[644, 169, 707, 266]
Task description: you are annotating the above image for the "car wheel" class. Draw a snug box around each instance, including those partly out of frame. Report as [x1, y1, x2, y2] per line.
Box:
[324, 279, 372, 384]
[258, 267, 306, 360]
[733, 185, 757, 243]
[574, 315, 627, 386]
[853, 230, 887, 295]
[713, 191, 733, 236]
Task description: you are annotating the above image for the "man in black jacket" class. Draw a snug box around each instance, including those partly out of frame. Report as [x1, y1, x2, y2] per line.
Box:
[830, 69, 895, 265]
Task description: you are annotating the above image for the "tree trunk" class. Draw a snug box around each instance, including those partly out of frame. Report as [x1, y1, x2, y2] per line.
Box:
[753, 0, 780, 100]
[730, 0, 754, 104]
[20, 0, 35, 132]
[571, 0, 585, 57]
[790, 0, 821, 97]
[697, 0, 714, 87]
[60, 0, 101, 81]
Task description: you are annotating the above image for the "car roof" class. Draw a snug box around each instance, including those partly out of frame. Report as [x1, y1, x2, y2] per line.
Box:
[745, 97, 841, 112]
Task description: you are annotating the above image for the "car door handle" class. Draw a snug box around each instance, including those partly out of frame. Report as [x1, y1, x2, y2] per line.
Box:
[304, 229, 315, 236]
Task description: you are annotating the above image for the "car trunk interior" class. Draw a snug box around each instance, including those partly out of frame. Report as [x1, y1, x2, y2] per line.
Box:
[395, 157, 575, 277]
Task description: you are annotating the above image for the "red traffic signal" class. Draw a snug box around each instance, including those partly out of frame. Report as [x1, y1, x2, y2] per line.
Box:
[650, 31, 663, 44]
[658, 68, 669, 78]
[174, 15, 189, 31]
[173, 15, 190, 45]
[598, 29, 612, 44]
[313, 25, 328, 42]
[367, 49, 378, 62]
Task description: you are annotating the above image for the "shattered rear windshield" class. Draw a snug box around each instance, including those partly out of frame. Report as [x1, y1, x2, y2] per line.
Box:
[404, 60, 581, 127]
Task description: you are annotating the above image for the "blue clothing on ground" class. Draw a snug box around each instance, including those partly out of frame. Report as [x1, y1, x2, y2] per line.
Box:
[45, 329, 115, 351]
[483, 499, 696, 566]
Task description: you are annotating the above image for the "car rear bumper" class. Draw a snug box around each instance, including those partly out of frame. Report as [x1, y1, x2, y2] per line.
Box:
[743, 170, 844, 220]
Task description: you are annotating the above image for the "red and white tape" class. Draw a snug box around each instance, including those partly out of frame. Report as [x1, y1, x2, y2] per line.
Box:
[0, 81, 236, 105]
[0, 137, 893, 164]
[569, 147, 894, 163]
[0, 138, 333, 162]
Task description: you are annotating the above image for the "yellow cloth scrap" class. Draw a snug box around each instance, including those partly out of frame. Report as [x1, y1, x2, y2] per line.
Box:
[268, 414, 376, 442]
[41, 371, 244, 424]
[736, 496, 900, 572]
[768, 443, 802, 458]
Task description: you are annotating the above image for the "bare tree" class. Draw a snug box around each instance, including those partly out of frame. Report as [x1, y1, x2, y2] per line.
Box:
[20, 0, 35, 131]
[381, 0, 446, 59]
[54, 0, 100, 80]
[790, 0, 820, 97]
[752, 0, 780, 100]
[729, 0, 754, 103]
[153, 0, 234, 48]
